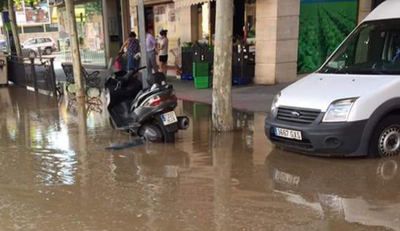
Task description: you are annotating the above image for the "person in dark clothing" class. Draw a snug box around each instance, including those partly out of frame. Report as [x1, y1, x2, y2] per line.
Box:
[120, 32, 141, 71]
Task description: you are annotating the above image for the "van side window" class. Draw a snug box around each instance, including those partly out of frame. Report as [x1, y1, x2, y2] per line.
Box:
[25, 39, 36, 45]
[389, 34, 400, 63]
[321, 19, 400, 75]
[354, 28, 371, 65]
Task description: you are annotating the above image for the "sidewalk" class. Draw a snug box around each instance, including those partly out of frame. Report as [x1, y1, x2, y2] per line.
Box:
[55, 65, 290, 113]
[169, 77, 289, 113]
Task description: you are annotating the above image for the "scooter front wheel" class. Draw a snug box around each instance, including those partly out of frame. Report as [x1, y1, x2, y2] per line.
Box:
[109, 117, 116, 129]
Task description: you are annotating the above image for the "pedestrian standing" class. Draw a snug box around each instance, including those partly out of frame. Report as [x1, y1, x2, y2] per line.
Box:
[146, 28, 158, 75]
[158, 29, 169, 75]
[120, 32, 140, 71]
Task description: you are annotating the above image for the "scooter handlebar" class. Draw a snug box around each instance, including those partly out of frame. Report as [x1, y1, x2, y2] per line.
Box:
[135, 66, 147, 73]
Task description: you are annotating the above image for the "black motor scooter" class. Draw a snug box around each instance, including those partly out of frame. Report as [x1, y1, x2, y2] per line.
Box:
[105, 67, 189, 142]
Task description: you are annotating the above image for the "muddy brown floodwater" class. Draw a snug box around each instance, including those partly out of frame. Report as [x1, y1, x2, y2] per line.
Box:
[0, 86, 399, 231]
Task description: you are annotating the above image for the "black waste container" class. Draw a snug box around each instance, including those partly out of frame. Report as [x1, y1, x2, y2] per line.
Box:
[232, 43, 255, 85]
[193, 43, 207, 62]
[181, 46, 194, 80]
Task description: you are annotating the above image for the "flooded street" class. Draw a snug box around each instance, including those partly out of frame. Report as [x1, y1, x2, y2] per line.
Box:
[0, 86, 399, 231]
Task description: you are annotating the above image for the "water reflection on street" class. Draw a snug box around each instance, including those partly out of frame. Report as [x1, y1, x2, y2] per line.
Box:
[0, 86, 398, 231]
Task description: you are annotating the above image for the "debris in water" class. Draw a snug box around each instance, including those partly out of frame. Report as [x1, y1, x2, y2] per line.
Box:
[105, 138, 145, 150]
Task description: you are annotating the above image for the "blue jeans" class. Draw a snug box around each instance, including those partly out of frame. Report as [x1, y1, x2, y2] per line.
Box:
[146, 50, 158, 74]
[127, 54, 139, 71]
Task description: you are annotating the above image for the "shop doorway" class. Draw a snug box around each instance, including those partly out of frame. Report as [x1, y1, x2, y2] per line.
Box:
[145, 7, 155, 33]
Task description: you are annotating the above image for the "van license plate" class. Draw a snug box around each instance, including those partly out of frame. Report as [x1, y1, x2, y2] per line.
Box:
[161, 111, 178, 125]
[275, 128, 302, 140]
[273, 169, 300, 186]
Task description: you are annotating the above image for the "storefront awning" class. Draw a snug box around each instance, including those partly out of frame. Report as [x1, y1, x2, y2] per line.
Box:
[130, 0, 174, 6]
[174, 0, 215, 8]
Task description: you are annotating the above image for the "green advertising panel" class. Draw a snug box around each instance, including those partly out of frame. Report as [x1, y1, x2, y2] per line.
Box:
[298, 0, 358, 73]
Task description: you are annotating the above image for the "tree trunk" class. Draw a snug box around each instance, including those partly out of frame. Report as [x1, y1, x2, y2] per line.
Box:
[8, 0, 22, 57]
[212, 132, 233, 230]
[65, 0, 85, 98]
[212, 0, 234, 132]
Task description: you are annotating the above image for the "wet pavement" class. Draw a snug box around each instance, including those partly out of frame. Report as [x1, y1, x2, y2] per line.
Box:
[0, 86, 399, 231]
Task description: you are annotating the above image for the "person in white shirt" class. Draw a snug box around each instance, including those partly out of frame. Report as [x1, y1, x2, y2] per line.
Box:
[158, 29, 169, 75]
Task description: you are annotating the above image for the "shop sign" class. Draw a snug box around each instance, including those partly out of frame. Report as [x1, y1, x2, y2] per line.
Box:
[15, 0, 51, 25]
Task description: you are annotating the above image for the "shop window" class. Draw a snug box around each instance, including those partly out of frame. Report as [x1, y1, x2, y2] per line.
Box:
[24, 26, 45, 33]
[297, 0, 358, 73]
[58, 0, 106, 66]
[46, 24, 59, 32]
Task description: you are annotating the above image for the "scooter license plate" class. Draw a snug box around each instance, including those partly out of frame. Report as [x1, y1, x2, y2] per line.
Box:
[161, 111, 178, 126]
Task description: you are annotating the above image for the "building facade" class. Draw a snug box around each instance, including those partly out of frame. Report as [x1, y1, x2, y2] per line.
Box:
[107, 0, 379, 84]
[0, 0, 382, 82]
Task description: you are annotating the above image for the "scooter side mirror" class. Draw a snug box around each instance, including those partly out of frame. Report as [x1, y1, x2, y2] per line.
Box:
[148, 72, 166, 86]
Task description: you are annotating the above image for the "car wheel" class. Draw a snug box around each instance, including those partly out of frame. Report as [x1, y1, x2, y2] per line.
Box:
[28, 50, 37, 58]
[369, 115, 400, 158]
[44, 47, 52, 55]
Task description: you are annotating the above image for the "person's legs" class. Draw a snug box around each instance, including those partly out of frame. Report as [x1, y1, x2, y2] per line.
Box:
[159, 55, 166, 75]
[162, 62, 167, 75]
[127, 54, 135, 71]
[133, 57, 140, 71]
[164, 55, 168, 74]
[146, 51, 153, 75]
[160, 55, 168, 75]
[150, 51, 158, 73]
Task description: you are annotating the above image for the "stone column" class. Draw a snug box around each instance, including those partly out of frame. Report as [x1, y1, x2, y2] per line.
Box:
[255, 0, 300, 85]
[358, 0, 372, 23]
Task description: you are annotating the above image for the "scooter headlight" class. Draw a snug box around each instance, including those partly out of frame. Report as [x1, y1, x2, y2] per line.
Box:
[105, 91, 110, 105]
[323, 98, 358, 122]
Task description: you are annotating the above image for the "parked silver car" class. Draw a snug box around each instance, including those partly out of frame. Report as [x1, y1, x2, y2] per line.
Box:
[21, 37, 57, 57]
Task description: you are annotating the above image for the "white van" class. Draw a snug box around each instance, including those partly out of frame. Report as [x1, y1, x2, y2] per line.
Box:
[265, 0, 400, 157]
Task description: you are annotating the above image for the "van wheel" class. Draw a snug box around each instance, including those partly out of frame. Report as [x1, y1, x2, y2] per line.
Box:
[369, 115, 400, 158]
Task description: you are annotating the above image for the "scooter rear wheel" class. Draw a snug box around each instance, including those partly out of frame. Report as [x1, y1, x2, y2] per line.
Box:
[163, 131, 175, 143]
[139, 124, 164, 143]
